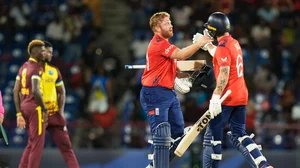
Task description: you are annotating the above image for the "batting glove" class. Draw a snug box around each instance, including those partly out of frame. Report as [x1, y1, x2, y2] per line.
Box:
[192, 32, 212, 51]
[174, 77, 192, 94]
[209, 94, 222, 119]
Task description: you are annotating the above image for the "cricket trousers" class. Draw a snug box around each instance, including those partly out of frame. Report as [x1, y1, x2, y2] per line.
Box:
[19, 105, 46, 168]
[47, 112, 79, 168]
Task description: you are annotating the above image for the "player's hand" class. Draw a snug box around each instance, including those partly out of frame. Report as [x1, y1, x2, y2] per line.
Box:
[174, 77, 192, 94]
[0, 115, 3, 125]
[17, 115, 26, 129]
[42, 111, 48, 123]
[209, 94, 222, 119]
[192, 32, 213, 50]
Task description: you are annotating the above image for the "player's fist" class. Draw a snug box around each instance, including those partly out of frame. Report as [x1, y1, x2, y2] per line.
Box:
[209, 94, 222, 119]
[192, 33, 203, 44]
[0, 115, 3, 125]
[192, 32, 213, 50]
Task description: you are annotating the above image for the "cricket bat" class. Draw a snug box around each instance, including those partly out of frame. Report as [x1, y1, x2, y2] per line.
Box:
[174, 90, 232, 157]
[0, 124, 8, 145]
[124, 60, 206, 71]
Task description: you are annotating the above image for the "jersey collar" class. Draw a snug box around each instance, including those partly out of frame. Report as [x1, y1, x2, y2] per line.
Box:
[218, 34, 231, 42]
[29, 57, 37, 62]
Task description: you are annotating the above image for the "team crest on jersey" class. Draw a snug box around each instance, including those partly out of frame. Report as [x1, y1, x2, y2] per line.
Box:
[48, 70, 54, 75]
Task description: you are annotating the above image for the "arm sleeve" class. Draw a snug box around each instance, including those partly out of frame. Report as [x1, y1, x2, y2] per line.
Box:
[55, 68, 64, 86]
[0, 91, 4, 116]
[215, 47, 231, 67]
[31, 65, 43, 81]
[160, 40, 177, 58]
[16, 66, 22, 81]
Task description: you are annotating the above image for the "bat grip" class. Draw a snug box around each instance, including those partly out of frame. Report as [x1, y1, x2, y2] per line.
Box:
[220, 89, 231, 103]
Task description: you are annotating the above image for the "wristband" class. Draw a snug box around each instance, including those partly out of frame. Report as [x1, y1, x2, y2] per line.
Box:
[16, 112, 22, 117]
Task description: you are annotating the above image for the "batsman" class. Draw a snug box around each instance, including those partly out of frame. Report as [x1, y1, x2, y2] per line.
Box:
[193, 12, 274, 168]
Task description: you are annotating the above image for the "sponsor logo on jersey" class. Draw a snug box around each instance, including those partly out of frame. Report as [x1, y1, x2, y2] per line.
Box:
[165, 45, 174, 54]
[221, 57, 228, 62]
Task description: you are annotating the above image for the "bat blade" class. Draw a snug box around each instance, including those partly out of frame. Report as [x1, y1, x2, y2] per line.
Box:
[174, 110, 210, 157]
[174, 90, 232, 157]
[0, 124, 8, 145]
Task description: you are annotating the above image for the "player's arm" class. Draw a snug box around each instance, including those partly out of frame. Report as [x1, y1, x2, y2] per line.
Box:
[0, 91, 4, 124]
[55, 68, 65, 115]
[13, 77, 22, 116]
[56, 84, 66, 115]
[170, 36, 213, 60]
[213, 66, 230, 95]
[32, 77, 47, 113]
[213, 47, 231, 95]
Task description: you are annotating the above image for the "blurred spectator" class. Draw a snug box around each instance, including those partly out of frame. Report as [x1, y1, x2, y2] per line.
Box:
[130, 34, 148, 61]
[83, 0, 102, 27]
[170, 1, 193, 30]
[217, 0, 234, 14]
[253, 65, 278, 94]
[246, 99, 257, 134]
[88, 66, 114, 114]
[251, 18, 271, 46]
[9, 0, 31, 28]
[257, 0, 279, 24]
[0, 0, 9, 28]
[46, 14, 65, 56]
[279, 84, 296, 123]
[63, 14, 83, 64]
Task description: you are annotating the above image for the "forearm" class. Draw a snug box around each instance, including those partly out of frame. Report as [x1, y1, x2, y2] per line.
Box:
[0, 91, 4, 116]
[214, 66, 230, 95]
[13, 82, 22, 114]
[57, 94, 65, 114]
[206, 43, 217, 57]
[33, 91, 47, 110]
[13, 93, 21, 114]
[175, 43, 201, 60]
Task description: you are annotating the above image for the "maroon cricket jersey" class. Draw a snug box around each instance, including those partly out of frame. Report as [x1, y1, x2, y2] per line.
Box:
[16, 58, 44, 109]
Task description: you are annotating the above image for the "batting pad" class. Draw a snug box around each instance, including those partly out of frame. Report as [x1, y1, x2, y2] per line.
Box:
[153, 122, 171, 168]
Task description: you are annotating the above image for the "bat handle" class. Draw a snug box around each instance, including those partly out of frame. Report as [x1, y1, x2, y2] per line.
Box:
[220, 90, 231, 103]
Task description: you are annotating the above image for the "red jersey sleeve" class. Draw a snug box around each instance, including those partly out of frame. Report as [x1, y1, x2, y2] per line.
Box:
[160, 40, 177, 58]
[215, 47, 231, 67]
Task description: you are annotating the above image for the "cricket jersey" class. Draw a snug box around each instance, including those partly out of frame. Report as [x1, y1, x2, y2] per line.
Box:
[42, 63, 63, 114]
[16, 57, 44, 108]
[213, 35, 248, 106]
[141, 34, 178, 89]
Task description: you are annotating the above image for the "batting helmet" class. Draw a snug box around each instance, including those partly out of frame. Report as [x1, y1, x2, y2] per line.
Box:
[190, 64, 216, 90]
[204, 12, 230, 38]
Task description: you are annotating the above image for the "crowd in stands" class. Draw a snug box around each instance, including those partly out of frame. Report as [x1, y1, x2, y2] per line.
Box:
[0, 0, 299, 150]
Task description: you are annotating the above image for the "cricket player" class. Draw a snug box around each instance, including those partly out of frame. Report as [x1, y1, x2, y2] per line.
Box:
[140, 12, 213, 168]
[13, 40, 48, 168]
[0, 91, 4, 125]
[42, 41, 79, 168]
[194, 12, 273, 168]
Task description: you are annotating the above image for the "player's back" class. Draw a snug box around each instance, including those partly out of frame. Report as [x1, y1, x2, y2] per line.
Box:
[215, 36, 248, 106]
[17, 58, 43, 108]
[42, 63, 62, 113]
